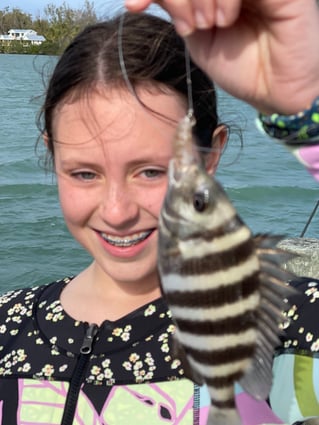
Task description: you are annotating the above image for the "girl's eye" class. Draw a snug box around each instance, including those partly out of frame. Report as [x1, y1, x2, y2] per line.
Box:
[72, 171, 96, 180]
[142, 169, 166, 179]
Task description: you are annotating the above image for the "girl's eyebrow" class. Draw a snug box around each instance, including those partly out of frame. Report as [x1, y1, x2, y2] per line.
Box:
[58, 153, 172, 168]
[57, 159, 103, 170]
[123, 155, 172, 166]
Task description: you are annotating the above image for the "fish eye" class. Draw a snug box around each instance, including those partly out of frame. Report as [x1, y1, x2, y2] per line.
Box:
[193, 189, 209, 212]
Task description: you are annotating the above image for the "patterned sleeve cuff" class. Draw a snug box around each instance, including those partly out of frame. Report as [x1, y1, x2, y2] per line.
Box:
[257, 96, 319, 145]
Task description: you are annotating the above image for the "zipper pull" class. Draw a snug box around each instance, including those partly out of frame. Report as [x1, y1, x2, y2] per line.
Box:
[80, 323, 98, 354]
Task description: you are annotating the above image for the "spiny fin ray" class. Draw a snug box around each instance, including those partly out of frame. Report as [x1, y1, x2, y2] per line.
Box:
[240, 234, 297, 399]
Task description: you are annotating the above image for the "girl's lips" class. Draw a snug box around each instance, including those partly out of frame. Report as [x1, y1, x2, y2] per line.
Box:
[96, 229, 156, 258]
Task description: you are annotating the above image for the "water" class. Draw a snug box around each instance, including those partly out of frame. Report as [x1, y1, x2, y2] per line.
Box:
[1, 54, 318, 292]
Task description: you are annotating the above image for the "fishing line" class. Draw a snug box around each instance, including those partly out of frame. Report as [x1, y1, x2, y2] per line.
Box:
[118, 12, 142, 107]
[184, 44, 194, 121]
[118, 11, 182, 126]
[117, 11, 223, 156]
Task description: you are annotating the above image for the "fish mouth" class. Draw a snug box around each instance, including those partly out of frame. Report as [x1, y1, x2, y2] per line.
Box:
[100, 230, 154, 247]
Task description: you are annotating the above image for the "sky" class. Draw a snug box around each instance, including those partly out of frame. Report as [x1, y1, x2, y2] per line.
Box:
[2, 0, 109, 17]
[1, 0, 167, 19]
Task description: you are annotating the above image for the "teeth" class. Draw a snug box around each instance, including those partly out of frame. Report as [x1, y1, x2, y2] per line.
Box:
[101, 231, 152, 247]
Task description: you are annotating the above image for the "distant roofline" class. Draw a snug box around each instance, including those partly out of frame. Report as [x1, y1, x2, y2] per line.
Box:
[8, 29, 36, 32]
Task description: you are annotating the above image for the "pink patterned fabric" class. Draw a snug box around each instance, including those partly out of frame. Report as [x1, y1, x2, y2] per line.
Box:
[236, 393, 284, 425]
[296, 145, 319, 182]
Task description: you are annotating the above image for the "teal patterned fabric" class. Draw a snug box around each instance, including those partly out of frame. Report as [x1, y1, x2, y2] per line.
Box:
[256, 98, 319, 183]
[270, 278, 319, 424]
[271, 352, 319, 423]
[258, 96, 319, 143]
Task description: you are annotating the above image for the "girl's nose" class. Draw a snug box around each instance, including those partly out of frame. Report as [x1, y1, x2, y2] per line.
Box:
[100, 181, 139, 228]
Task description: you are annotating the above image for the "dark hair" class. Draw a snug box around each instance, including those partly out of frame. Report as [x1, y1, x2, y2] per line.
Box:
[38, 12, 220, 163]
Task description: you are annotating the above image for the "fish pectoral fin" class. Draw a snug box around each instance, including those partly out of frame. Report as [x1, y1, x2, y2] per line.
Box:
[240, 234, 298, 399]
[171, 336, 204, 385]
[238, 339, 274, 400]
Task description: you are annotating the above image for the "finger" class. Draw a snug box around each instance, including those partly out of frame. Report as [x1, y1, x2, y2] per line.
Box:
[157, 0, 198, 36]
[124, 0, 195, 36]
[215, 0, 242, 27]
[125, 0, 196, 36]
[191, 0, 218, 30]
[124, 0, 153, 12]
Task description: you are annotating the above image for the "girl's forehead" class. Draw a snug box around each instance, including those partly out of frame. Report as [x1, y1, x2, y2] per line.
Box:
[50, 85, 187, 159]
[53, 84, 187, 143]
[55, 83, 187, 118]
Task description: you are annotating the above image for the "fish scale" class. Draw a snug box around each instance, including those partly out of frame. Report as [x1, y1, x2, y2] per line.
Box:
[157, 114, 295, 425]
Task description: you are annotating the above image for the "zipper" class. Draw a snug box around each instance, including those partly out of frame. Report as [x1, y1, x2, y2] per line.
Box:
[60, 323, 98, 425]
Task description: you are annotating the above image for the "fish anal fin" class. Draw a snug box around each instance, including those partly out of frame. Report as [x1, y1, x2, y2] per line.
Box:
[239, 348, 273, 400]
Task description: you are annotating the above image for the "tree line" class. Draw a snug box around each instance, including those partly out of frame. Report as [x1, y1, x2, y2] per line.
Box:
[0, 1, 99, 55]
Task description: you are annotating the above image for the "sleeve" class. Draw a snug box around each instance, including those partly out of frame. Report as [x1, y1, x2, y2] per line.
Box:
[256, 96, 319, 183]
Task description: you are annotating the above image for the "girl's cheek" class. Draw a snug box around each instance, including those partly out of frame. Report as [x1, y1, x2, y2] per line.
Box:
[57, 183, 86, 217]
[143, 187, 167, 215]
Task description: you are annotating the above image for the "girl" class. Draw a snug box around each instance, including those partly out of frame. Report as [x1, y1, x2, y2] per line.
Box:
[1, 1, 319, 423]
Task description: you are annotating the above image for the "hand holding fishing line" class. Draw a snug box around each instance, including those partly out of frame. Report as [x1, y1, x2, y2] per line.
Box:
[125, 0, 319, 115]
[126, 0, 319, 183]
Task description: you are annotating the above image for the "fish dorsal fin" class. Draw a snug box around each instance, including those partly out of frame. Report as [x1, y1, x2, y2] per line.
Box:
[239, 234, 297, 399]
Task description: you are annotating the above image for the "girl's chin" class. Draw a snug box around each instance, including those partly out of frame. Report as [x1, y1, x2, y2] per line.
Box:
[95, 257, 160, 289]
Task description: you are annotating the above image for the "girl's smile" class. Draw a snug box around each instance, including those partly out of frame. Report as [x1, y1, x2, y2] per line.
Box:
[96, 228, 156, 258]
[99, 229, 154, 247]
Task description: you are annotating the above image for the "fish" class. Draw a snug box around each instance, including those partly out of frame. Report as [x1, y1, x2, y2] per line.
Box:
[157, 113, 295, 425]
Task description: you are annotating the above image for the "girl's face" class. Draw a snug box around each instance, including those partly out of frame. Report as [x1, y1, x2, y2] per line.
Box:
[53, 85, 186, 289]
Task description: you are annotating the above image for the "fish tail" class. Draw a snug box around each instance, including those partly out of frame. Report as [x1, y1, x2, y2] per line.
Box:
[207, 404, 242, 425]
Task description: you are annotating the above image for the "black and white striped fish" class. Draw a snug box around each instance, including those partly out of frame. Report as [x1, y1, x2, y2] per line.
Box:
[158, 114, 295, 425]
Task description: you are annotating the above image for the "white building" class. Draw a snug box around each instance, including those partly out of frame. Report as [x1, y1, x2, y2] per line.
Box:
[0, 29, 46, 45]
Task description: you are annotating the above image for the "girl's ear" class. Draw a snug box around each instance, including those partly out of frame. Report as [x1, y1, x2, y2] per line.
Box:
[204, 124, 228, 175]
[43, 132, 49, 147]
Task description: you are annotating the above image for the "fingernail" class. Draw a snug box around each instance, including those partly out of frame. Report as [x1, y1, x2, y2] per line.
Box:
[125, 0, 139, 6]
[195, 10, 209, 29]
[174, 19, 194, 37]
[216, 8, 226, 26]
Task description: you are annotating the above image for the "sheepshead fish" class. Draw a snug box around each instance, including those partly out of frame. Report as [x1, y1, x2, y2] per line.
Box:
[157, 114, 295, 425]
